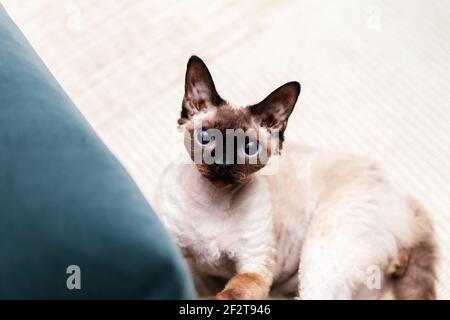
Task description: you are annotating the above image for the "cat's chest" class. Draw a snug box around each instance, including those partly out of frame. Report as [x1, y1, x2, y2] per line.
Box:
[162, 201, 241, 277]
[158, 164, 273, 276]
[181, 229, 236, 277]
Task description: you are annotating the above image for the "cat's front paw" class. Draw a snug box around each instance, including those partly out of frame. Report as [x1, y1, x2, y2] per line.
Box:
[215, 288, 243, 300]
[216, 272, 271, 300]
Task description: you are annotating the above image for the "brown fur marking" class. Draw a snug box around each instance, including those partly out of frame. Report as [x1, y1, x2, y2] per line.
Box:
[216, 272, 270, 300]
[392, 240, 436, 300]
[184, 105, 269, 186]
[391, 198, 437, 300]
[389, 248, 410, 279]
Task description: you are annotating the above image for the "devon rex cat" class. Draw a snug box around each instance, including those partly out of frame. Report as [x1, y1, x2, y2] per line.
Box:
[156, 56, 436, 300]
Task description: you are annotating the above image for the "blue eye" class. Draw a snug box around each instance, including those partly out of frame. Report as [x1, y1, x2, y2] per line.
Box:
[196, 130, 214, 146]
[244, 140, 260, 157]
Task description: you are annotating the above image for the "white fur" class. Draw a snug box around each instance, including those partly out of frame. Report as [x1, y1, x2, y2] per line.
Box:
[155, 143, 420, 299]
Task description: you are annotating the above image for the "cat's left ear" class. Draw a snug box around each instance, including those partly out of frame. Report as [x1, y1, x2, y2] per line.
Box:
[179, 56, 224, 124]
[250, 81, 300, 131]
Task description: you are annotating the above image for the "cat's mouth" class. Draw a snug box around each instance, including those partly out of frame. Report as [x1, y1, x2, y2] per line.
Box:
[199, 164, 248, 187]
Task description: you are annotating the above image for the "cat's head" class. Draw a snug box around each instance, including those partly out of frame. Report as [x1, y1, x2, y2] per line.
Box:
[178, 56, 300, 187]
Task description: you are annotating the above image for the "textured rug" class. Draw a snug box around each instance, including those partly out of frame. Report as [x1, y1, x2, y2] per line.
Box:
[3, 0, 449, 299]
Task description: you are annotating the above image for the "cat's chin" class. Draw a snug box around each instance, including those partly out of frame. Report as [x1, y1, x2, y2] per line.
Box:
[209, 179, 236, 189]
[207, 176, 253, 189]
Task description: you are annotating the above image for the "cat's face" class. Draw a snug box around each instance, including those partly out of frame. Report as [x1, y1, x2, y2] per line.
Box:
[178, 56, 300, 187]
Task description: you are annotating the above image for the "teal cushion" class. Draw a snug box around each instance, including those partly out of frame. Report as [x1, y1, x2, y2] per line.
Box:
[0, 5, 194, 299]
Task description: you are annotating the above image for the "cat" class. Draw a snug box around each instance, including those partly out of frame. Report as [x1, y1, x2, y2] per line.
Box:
[155, 56, 436, 299]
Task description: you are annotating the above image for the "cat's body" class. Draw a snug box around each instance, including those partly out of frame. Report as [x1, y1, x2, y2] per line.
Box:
[155, 56, 436, 299]
[157, 143, 435, 299]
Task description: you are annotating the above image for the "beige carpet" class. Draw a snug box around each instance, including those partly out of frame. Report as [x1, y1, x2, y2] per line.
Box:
[3, 0, 449, 299]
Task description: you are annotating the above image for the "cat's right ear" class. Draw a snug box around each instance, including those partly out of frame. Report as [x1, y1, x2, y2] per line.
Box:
[249, 81, 300, 131]
[179, 56, 223, 125]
